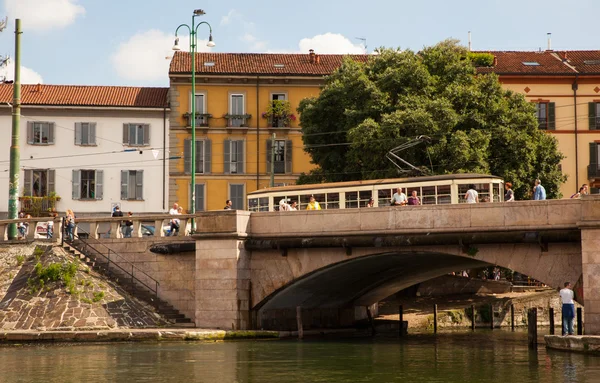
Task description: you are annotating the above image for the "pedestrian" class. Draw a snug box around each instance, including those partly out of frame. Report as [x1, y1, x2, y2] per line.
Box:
[169, 203, 180, 236]
[407, 190, 421, 205]
[65, 209, 75, 241]
[366, 198, 375, 208]
[391, 187, 407, 206]
[112, 205, 124, 236]
[279, 198, 291, 211]
[533, 179, 546, 200]
[570, 186, 585, 199]
[47, 212, 57, 239]
[464, 184, 479, 203]
[17, 211, 26, 239]
[560, 282, 575, 336]
[124, 212, 134, 238]
[582, 184, 589, 196]
[224, 200, 232, 210]
[306, 195, 321, 210]
[504, 182, 515, 202]
[289, 201, 298, 211]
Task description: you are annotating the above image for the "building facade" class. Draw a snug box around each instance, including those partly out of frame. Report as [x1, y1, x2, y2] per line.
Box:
[0, 84, 170, 216]
[168, 50, 365, 211]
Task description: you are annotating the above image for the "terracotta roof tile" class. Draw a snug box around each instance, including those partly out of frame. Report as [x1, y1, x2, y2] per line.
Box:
[476, 51, 577, 75]
[0, 84, 168, 108]
[169, 51, 369, 76]
[561, 50, 600, 74]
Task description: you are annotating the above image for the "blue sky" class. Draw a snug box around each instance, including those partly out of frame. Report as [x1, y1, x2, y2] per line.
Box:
[0, 0, 598, 86]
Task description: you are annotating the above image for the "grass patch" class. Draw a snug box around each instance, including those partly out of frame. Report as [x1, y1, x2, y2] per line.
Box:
[32, 247, 44, 257]
[447, 310, 464, 324]
[27, 261, 78, 294]
[15, 254, 25, 266]
[92, 291, 105, 302]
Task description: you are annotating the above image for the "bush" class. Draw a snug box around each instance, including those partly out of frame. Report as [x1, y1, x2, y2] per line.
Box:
[467, 52, 495, 67]
[28, 261, 78, 294]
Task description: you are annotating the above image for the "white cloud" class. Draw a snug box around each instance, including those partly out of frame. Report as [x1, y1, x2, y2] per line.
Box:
[111, 29, 213, 84]
[298, 33, 365, 54]
[220, 9, 240, 26]
[4, 0, 85, 31]
[241, 33, 267, 51]
[0, 60, 44, 84]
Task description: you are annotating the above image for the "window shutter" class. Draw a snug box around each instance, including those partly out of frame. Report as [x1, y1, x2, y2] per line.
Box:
[89, 123, 97, 145]
[143, 124, 150, 145]
[23, 169, 32, 196]
[72, 170, 81, 200]
[238, 140, 245, 174]
[547, 103, 555, 130]
[48, 123, 55, 144]
[204, 139, 212, 174]
[590, 103, 597, 130]
[136, 170, 143, 200]
[74, 122, 82, 145]
[123, 123, 129, 144]
[27, 122, 34, 144]
[223, 139, 231, 174]
[285, 140, 293, 174]
[266, 139, 272, 173]
[48, 170, 55, 194]
[195, 184, 205, 212]
[184, 139, 191, 174]
[121, 170, 128, 199]
[95, 170, 103, 200]
[591, 143, 598, 168]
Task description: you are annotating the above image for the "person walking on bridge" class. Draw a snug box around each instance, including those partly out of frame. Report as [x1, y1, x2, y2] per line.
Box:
[533, 179, 546, 200]
[560, 282, 575, 336]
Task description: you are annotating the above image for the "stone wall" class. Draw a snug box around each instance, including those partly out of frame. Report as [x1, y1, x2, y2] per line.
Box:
[413, 275, 512, 297]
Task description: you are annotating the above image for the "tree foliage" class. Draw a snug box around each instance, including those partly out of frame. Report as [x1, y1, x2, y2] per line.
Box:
[297, 40, 566, 199]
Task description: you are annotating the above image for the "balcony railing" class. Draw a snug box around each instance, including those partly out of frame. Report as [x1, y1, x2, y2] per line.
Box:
[225, 114, 251, 128]
[588, 165, 600, 179]
[18, 196, 60, 216]
[183, 113, 212, 127]
[268, 116, 289, 128]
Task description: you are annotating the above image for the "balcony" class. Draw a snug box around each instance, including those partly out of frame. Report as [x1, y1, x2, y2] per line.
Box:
[18, 196, 61, 217]
[224, 114, 252, 128]
[588, 165, 600, 179]
[183, 113, 212, 127]
[267, 116, 290, 128]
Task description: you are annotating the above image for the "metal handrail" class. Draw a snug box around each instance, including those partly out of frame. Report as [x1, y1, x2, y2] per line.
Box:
[62, 219, 159, 297]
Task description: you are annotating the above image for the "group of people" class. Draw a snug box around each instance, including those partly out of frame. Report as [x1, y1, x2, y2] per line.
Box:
[278, 195, 321, 211]
[111, 206, 135, 238]
[570, 183, 589, 199]
[390, 188, 422, 206]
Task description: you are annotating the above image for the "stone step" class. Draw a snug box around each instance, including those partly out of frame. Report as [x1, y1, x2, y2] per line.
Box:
[174, 322, 196, 328]
[163, 313, 186, 320]
[174, 317, 193, 323]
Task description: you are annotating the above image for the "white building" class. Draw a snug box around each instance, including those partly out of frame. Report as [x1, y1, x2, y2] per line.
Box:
[0, 84, 170, 217]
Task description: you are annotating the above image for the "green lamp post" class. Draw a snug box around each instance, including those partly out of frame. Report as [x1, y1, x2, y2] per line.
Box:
[173, 9, 215, 228]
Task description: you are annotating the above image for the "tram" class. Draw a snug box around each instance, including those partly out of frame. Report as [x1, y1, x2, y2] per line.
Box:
[247, 173, 505, 212]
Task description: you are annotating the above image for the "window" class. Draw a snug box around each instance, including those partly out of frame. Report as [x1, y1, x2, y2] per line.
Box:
[120, 170, 144, 200]
[195, 184, 205, 212]
[270, 93, 288, 127]
[27, 122, 55, 145]
[534, 102, 555, 130]
[266, 139, 292, 174]
[248, 197, 269, 212]
[590, 142, 600, 179]
[187, 93, 209, 126]
[224, 139, 244, 174]
[122, 123, 150, 146]
[184, 139, 211, 174]
[191, 93, 205, 114]
[589, 102, 600, 130]
[345, 191, 372, 208]
[229, 94, 245, 127]
[23, 169, 55, 197]
[522, 62, 540, 66]
[229, 184, 245, 210]
[75, 122, 97, 145]
[458, 183, 490, 203]
[72, 169, 103, 200]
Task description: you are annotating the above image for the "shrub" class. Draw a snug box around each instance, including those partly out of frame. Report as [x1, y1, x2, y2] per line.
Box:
[467, 52, 495, 67]
[16, 254, 25, 266]
[28, 261, 78, 294]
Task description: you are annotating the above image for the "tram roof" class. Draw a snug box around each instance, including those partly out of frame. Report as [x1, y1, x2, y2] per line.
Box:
[248, 173, 503, 196]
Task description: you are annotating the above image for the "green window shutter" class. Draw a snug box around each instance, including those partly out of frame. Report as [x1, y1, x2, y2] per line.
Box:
[72, 170, 81, 200]
[266, 139, 272, 173]
[123, 123, 129, 144]
[223, 139, 231, 174]
[48, 170, 55, 194]
[89, 123, 97, 145]
[238, 140, 245, 174]
[590, 103, 598, 130]
[230, 184, 244, 210]
[195, 140, 204, 173]
[184, 139, 191, 174]
[285, 140, 293, 174]
[95, 170, 103, 200]
[591, 142, 598, 167]
[74, 122, 82, 145]
[143, 124, 150, 145]
[23, 169, 32, 196]
[204, 139, 212, 174]
[121, 170, 128, 199]
[27, 122, 33, 144]
[547, 103, 555, 130]
[136, 170, 143, 200]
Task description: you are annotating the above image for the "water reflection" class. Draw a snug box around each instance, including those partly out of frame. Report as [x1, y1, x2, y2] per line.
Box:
[1, 331, 599, 383]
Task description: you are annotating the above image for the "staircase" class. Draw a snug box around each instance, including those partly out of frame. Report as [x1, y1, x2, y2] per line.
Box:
[61, 237, 194, 327]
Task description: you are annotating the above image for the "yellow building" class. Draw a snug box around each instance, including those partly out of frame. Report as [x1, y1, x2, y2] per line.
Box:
[168, 50, 364, 211]
[168, 49, 600, 210]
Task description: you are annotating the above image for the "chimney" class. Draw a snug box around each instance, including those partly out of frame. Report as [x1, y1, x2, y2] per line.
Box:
[493, 56, 498, 67]
[315, 54, 320, 64]
[547, 32, 552, 51]
[36, 83, 41, 92]
[468, 31, 472, 52]
[309, 49, 315, 64]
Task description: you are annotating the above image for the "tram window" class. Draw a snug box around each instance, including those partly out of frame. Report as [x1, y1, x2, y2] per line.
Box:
[345, 191, 358, 208]
[248, 198, 258, 212]
[258, 197, 269, 211]
[299, 194, 312, 210]
[495, 184, 502, 202]
[422, 186, 436, 205]
[458, 183, 490, 203]
[325, 193, 339, 209]
[274, 195, 292, 211]
[378, 189, 392, 206]
[437, 185, 451, 204]
[359, 191, 372, 207]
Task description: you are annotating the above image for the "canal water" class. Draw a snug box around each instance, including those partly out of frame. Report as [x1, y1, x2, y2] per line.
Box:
[1, 331, 599, 382]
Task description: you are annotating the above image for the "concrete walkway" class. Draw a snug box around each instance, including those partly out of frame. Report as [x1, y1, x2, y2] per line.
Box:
[545, 335, 600, 354]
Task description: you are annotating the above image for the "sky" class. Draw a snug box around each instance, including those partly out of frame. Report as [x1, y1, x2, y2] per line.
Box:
[0, 0, 598, 87]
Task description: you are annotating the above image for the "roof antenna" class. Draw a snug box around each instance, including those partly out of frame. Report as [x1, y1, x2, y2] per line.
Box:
[468, 31, 472, 51]
[355, 37, 367, 54]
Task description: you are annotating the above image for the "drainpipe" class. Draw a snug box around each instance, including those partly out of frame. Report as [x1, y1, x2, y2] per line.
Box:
[162, 105, 167, 211]
[256, 75, 260, 189]
[572, 75, 579, 188]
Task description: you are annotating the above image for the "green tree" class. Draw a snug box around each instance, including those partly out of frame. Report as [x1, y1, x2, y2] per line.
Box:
[297, 40, 566, 199]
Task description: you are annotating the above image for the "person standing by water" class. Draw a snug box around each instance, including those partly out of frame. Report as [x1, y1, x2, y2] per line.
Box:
[560, 282, 575, 336]
[504, 182, 514, 202]
[224, 200, 232, 210]
[464, 184, 479, 203]
[407, 190, 421, 205]
[306, 195, 321, 210]
[65, 209, 75, 242]
[533, 179, 546, 200]
[123, 212, 134, 238]
[391, 187, 407, 206]
[366, 198, 375, 208]
[47, 212, 58, 239]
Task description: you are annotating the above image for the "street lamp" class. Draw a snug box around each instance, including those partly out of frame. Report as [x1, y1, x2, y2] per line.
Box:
[173, 10, 215, 227]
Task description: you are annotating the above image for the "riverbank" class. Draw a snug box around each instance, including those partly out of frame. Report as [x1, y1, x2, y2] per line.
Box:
[545, 335, 600, 354]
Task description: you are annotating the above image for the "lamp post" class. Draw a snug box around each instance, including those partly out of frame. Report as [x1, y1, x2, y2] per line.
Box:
[173, 9, 215, 227]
